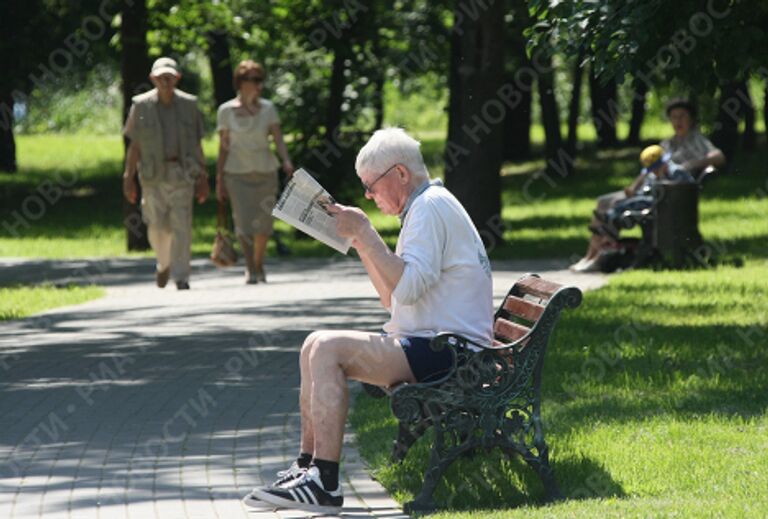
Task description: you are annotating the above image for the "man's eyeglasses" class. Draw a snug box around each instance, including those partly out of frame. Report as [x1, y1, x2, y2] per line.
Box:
[242, 75, 264, 83]
[362, 164, 398, 194]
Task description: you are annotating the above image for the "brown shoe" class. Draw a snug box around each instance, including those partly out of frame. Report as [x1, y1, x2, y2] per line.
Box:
[156, 268, 170, 288]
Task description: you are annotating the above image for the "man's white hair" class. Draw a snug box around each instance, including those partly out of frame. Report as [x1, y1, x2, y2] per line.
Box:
[355, 127, 429, 182]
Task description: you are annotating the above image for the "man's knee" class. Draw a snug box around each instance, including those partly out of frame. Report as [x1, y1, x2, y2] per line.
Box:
[302, 331, 337, 367]
[307, 333, 347, 367]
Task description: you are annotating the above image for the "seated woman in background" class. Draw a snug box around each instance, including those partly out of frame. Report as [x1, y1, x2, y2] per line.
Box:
[661, 98, 726, 174]
[569, 98, 725, 273]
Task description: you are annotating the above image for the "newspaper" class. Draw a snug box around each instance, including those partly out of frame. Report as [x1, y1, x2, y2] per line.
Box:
[272, 168, 352, 254]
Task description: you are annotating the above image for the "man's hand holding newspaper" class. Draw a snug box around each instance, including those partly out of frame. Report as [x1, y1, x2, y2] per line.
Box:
[271, 168, 353, 254]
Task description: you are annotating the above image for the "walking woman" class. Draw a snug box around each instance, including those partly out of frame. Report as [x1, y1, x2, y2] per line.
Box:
[216, 60, 293, 283]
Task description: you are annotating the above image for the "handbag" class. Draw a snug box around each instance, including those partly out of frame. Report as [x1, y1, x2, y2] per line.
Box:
[210, 199, 238, 268]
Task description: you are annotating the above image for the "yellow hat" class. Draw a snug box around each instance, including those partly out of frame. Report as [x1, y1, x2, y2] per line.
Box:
[640, 145, 665, 167]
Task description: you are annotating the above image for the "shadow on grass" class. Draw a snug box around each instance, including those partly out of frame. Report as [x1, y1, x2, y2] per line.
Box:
[355, 394, 625, 513]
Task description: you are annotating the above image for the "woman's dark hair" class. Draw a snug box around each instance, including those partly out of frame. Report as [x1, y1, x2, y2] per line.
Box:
[665, 98, 697, 120]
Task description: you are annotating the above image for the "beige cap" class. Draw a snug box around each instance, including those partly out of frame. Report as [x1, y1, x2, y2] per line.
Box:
[150, 57, 180, 77]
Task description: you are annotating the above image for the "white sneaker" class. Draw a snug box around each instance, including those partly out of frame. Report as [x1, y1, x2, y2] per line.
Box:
[572, 257, 601, 273]
[241, 461, 307, 510]
[569, 257, 590, 271]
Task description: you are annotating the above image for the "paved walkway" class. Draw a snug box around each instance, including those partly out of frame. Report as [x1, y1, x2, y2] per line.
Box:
[0, 257, 606, 518]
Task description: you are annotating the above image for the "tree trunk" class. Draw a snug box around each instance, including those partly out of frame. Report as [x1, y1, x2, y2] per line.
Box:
[121, 0, 150, 251]
[711, 82, 741, 162]
[502, 82, 531, 161]
[207, 29, 235, 108]
[764, 85, 768, 150]
[0, 89, 16, 173]
[372, 73, 384, 131]
[318, 44, 350, 195]
[445, 0, 505, 247]
[589, 67, 619, 148]
[626, 77, 648, 146]
[502, 25, 532, 161]
[566, 48, 586, 156]
[325, 47, 347, 141]
[371, 29, 384, 132]
[537, 52, 572, 179]
[738, 81, 756, 151]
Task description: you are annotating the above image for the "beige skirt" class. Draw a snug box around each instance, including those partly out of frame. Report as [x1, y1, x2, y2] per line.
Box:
[224, 171, 279, 236]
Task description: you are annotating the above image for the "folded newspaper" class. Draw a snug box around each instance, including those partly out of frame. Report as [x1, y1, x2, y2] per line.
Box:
[272, 168, 352, 254]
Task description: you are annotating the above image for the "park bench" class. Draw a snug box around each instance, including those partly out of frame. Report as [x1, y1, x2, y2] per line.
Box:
[363, 273, 583, 513]
[601, 166, 717, 271]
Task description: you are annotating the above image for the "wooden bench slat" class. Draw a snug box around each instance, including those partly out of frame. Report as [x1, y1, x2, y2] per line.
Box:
[503, 295, 545, 322]
[514, 276, 563, 300]
[494, 317, 530, 343]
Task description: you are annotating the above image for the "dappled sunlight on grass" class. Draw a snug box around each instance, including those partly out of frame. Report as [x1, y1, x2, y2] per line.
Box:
[351, 260, 768, 516]
[0, 284, 104, 320]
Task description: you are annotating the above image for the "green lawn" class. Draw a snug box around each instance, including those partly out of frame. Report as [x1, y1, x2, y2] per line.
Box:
[350, 261, 768, 517]
[0, 284, 104, 320]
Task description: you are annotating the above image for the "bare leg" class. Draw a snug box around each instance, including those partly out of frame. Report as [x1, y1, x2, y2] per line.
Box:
[238, 234, 257, 276]
[584, 221, 603, 260]
[304, 331, 416, 462]
[253, 233, 269, 278]
[298, 332, 319, 454]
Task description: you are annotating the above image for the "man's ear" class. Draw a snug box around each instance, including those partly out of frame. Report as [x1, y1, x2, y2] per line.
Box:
[398, 164, 410, 184]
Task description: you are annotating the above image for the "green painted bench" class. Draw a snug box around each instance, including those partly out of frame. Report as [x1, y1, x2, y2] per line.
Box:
[363, 273, 583, 512]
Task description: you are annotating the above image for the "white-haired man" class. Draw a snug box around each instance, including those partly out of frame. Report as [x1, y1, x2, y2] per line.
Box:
[243, 127, 493, 514]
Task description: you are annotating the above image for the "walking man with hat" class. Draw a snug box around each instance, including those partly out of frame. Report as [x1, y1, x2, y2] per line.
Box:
[122, 57, 209, 289]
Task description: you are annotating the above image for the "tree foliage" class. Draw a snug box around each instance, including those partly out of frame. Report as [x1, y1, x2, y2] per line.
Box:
[527, 0, 768, 91]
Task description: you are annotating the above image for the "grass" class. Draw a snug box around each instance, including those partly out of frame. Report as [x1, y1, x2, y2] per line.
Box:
[4, 131, 767, 261]
[349, 261, 768, 517]
[0, 284, 105, 320]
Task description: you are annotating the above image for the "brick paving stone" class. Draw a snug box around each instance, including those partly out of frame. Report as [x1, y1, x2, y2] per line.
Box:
[0, 257, 605, 518]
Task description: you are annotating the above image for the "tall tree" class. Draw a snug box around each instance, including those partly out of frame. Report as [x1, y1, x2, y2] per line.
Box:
[738, 81, 756, 151]
[446, 0, 505, 246]
[0, 91, 15, 172]
[711, 81, 741, 162]
[566, 48, 586, 155]
[626, 77, 648, 146]
[537, 49, 572, 178]
[502, 7, 532, 161]
[764, 84, 768, 148]
[121, 0, 151, 251]
[207, 29, 235, 108]
[589, 67, 618, 148]
[0, 1, 77, 172]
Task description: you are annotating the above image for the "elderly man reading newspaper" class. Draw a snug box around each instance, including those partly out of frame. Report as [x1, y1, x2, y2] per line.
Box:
[243, 127, 493, 514]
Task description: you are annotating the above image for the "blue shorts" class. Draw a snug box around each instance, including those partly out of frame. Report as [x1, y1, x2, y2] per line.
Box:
[399, 336, 454, 383]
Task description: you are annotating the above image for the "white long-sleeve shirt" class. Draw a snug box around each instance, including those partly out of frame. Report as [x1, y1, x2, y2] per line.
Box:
[383, 183, 493, 346]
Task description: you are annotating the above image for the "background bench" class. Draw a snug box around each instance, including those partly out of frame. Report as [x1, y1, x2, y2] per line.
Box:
[363, 273, 583, 513]
[602, 165, 717, 271]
